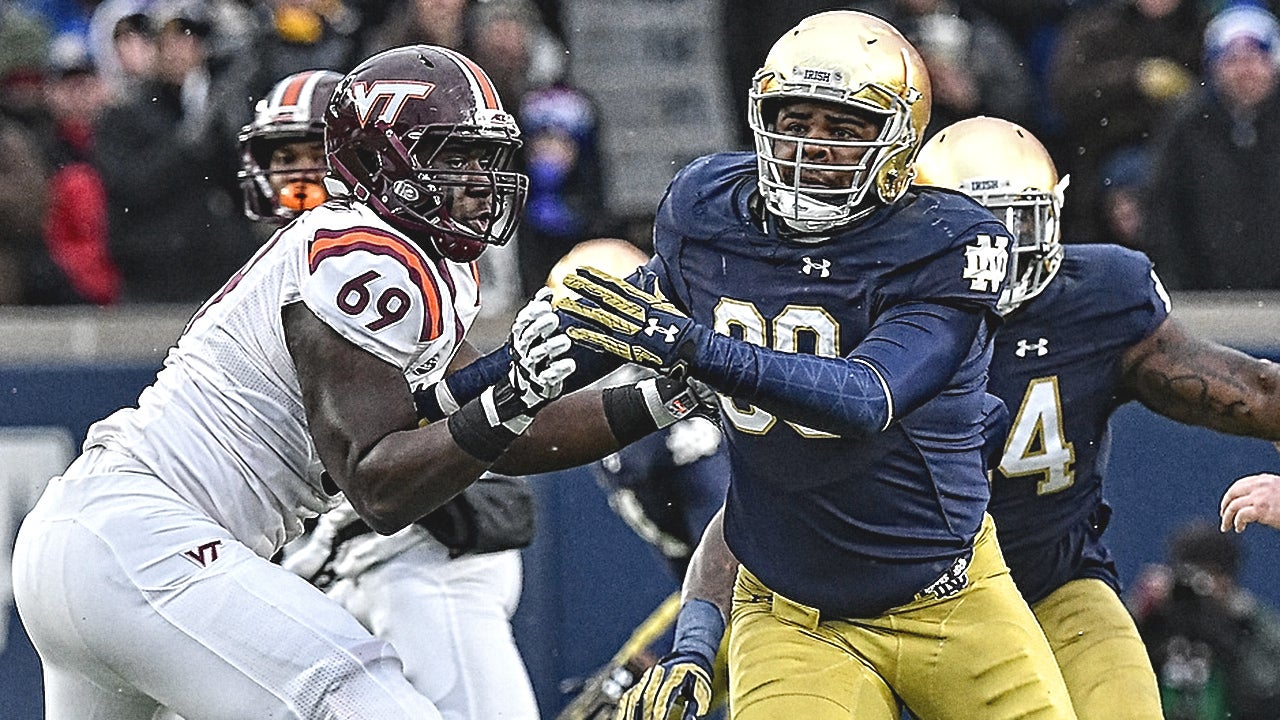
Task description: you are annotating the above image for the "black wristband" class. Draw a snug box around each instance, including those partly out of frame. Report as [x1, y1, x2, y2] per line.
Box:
[603, 383, 660, 446]
[447, 394, 520, 462]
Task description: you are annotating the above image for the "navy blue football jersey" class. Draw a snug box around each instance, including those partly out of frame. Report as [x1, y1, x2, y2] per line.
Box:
[988, 244, 1169, 604]
[648, 152, 1011, 617]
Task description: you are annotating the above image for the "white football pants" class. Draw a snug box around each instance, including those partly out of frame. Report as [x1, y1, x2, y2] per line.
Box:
[329, 542, 540, 720]
[11, 447, 442, 720]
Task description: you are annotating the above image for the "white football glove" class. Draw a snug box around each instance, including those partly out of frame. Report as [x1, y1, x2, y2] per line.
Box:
[485, 288, 577, 433]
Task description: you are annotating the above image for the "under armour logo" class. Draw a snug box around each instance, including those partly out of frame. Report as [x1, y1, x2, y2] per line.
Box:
[182, 540, 224, 568]
[350, 81, 435, 127]
[1015, 338, 1050, 357]
[801, 257, 831, 278]
[963, 234, 1010, 292]
[643, 318, 681, 343]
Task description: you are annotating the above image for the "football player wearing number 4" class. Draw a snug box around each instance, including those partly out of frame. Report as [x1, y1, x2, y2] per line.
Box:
[11, 45, 705, 720]
[922, 116, 1280, 720]
[626, 115, 1280, 720]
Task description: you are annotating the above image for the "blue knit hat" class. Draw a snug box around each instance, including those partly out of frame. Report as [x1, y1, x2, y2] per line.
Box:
[1204, 2, 1280, 66]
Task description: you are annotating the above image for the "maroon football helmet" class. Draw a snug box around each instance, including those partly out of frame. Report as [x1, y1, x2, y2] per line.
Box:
[239, 70, 343, 222]
[325, 45, 528, 262]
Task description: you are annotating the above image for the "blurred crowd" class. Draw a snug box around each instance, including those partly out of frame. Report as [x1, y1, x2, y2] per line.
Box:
[1127, 521, 1280, 720]
[4, 0, 1280, 307]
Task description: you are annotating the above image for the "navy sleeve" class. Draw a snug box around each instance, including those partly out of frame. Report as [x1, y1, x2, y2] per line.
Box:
[686, 300, 986, 437]
[442, 343, 509, 406]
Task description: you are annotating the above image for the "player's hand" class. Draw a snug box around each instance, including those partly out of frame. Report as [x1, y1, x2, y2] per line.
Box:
[1220, 472, 1280, 533]
[555, 267, 700, 372]
[615, 652, 712, 720]
[615, 598, 722, 720]
[489, 288, 576, 432]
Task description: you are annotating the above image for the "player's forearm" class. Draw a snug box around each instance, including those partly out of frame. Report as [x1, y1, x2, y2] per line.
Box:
[682, 507, 737, 618]
[416, 340, 622, 421]
[494, 372, 705, 473]
[687, 301, 983, 437]
[491, 389, 623, 474]
[690, 330, 890, 436]
[1126, 320, 1280, 440]
[342, 422, 493, 534]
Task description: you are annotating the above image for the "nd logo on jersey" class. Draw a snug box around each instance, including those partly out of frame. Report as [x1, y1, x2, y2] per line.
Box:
[963, 234, 1010, 292]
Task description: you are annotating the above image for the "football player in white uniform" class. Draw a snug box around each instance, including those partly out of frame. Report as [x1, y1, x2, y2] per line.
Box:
[11, 45, 696, 720]
[239, 67, 540, 720]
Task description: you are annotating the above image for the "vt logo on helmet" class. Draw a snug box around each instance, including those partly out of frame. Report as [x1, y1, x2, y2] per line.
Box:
[325, 45, 529, 263]
[350, 81, 436, 127]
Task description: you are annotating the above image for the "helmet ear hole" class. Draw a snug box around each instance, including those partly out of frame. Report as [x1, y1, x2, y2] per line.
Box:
[760, 98, 784, 128]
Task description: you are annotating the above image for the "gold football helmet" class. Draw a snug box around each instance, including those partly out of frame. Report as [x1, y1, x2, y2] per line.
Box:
[749, 10, 932, 232]
[545, 238, 650, 303]
[915, 116, 1067, 314]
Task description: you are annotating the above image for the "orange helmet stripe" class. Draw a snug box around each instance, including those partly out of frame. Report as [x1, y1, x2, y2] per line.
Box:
[309, 227, 445, 340]
[435, 47, 501, 111]
[280, 70, 315, 107]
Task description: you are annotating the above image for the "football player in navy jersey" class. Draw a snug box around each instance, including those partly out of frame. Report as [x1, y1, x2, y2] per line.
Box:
[550, 10, 1079, 720]
[916, 116, 1280, 720]
[634, 114, 1280, 720]
[410, 11, 1074, 719]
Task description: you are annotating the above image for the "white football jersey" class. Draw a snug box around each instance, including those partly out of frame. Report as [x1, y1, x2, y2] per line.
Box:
[84, 201, 482, 557]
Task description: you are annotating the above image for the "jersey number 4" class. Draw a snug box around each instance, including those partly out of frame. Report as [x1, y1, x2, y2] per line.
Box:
[999, 376, 1076, 495]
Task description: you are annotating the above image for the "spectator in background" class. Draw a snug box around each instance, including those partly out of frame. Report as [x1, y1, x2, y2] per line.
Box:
[516, 81, 606, 298]
[1144, 2, 1280, 290]
[87, 1, 156, 101]
[365, 0, 470, 56]
[243, 0, 367, 104]
[1049, 0, 1203, 245]
[0, 3, 67, 305]
[105, 10, 157, 98]
[467, 0, 611, 301]
[94, 0, 257, 303]
[848, 0, 1036, 139]
[42, 38, 119, 304]
[1097, 145, 1154, 251]
[967, 0, 1079, 158]
[1131, 520, 1280, 720]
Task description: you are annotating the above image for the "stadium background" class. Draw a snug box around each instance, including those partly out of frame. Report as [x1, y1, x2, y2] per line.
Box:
[3, 295, 1280, 719]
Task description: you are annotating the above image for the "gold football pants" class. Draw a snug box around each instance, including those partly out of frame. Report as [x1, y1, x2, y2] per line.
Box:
[1032, 578, 1162, 720]
[728, 515, 1077, 720]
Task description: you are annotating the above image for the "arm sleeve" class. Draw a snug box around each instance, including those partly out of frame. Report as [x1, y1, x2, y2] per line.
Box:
[687, 300, 987, 437]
